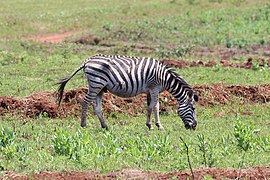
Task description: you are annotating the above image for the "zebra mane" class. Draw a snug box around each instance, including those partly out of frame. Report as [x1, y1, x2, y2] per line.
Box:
[163, 62, 193, 90]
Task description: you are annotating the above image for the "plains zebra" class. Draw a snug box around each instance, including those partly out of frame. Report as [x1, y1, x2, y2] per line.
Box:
[57, 54, 198, 130]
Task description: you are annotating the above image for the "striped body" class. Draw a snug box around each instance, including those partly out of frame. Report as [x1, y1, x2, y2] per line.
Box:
[84, 55, 165, 98]
[57, 54, 198, 130]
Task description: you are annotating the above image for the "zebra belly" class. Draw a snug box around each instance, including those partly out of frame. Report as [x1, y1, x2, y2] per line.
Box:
[106, 83, 148, 98]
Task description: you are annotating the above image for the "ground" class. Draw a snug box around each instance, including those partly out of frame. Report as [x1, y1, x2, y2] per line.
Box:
[3, 167, 270, 179]
[1, 31, 270, 179]
[1, 83, 270, 119]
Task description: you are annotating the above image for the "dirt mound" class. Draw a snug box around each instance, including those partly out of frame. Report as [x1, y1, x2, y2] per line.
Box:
[3, 167, 270, 179]
[162, 58, 270, 70]
[1, 84, 269, 119]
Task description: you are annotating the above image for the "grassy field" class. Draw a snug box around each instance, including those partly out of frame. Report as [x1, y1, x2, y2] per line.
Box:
[0, 0, 270, 176]
[1, 105, 270, 174]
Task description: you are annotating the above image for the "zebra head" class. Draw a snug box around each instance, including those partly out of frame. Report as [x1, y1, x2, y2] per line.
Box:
[177, 90, 199, 130]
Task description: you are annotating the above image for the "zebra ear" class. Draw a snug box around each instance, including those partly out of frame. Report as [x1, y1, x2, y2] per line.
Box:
[194, 93, 199, 102]
[188, 90, 199, 102]
[187, 90, 193, 99]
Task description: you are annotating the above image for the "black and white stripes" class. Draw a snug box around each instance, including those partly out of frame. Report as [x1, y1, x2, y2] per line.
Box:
[57, 54, 198, 130]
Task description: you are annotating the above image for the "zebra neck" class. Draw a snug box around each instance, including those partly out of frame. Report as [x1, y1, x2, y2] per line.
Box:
[165, 74, 191, 103]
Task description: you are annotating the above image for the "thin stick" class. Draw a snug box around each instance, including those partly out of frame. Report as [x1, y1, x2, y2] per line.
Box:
[180, 136, 195, 180]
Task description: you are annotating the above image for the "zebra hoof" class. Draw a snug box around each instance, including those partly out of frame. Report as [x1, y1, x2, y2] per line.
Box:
[156, 123, 164, 130]
[102, 125, 109, 130]
[146, 124, 154, 130]
[158, 127, 164, 131]
[81, 123, 86, 128]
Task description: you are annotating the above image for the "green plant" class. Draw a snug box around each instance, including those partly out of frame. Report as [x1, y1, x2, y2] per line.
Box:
[233, 118, 256, 168]
[52, 128, 74, 156]
[0, 127, 15, 148]
[197, 134, 216, 167]
[103, 22, 113, 31]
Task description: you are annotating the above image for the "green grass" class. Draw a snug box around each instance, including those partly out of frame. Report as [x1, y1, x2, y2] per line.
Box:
[0, 0, 270, 176]
[1, 51, 269, 97]
[0, 0, 268, 39]
[0, 104, 269, 174]
[1, 0, 270, 58]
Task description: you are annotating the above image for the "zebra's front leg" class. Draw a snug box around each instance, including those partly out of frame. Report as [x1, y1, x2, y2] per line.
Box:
[146, 90, 163, 130]
[94, 91, 108, 130]
[153, 101, 163, 130]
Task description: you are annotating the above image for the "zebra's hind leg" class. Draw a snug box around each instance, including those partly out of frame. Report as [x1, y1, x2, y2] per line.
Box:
[146, 93, 154, 130]
[81, 96, 91, 127]
[94, 91, 108, 130]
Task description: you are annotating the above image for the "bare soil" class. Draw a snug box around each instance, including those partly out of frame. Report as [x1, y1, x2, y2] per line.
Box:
[192, 44, 270, 60]
[162, 58, 270, 70]
[28, 31, 83, 43]
[1, 84, 269, 119]
[3, 167, 270, 179]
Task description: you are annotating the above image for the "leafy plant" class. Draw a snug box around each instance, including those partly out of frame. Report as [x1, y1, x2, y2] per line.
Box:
[52, 128, 74, 156]
[233, 118, 256, 168]
[233, 118, 257, 151]
[197, 134, 216, 167]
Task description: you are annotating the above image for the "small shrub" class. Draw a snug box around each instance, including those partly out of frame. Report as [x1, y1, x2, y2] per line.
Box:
[233, 118, 257, 168]
[233, 118, 256, 151]
[197, 134, 217, 167]
[52, 129, 73, 156]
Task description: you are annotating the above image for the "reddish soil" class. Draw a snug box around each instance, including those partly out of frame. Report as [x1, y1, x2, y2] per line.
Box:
[162, 58, 270, 70]
[193, 44, 270, 60]
[3, 167, 270, 179]
[0, 84, 269, 119]
[28, 31, 83, 43]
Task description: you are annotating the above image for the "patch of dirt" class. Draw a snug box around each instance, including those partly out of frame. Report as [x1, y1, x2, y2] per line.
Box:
[28, 31, 83, 43]
[1, 84, 270, 119]
[162, 58, 270, 70]
[193, 44, 270, 60]
[3, 167, 270, 179]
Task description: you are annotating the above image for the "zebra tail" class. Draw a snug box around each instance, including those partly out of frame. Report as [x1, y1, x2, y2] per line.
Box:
[56, 63, 85, 107]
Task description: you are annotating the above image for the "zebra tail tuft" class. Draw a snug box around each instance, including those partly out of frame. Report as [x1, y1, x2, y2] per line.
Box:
[56, 76, 70, 107]
[55, 63, 85, 107]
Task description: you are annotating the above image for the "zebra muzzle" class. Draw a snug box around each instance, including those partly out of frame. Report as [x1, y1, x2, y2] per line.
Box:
[185, 122, 196, 130]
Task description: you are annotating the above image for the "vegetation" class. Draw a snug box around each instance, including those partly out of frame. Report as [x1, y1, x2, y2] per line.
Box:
[0, 0, 269, 176]
[0, 104, 270, 174]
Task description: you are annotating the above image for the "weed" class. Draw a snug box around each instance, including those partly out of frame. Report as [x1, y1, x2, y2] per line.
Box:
[103, 22, 113, 31]
[52, 128, 73, 156]
[233, 118, 256, 168]
[197, 134, 216, 167]
[233, 118, 256, 151]
[252, 60, 269, 71]
[0, 127, 15, 148]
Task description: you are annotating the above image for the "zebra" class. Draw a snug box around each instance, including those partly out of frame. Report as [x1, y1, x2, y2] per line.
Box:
[57, 54, 198, 130]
